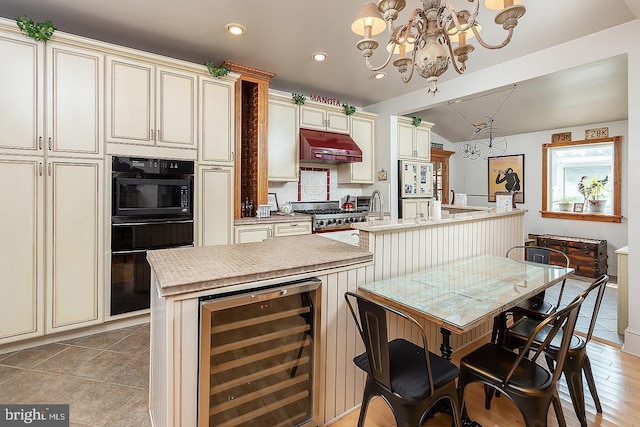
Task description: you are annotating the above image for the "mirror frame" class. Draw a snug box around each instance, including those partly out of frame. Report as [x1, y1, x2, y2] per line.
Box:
[541, 135, 622, 223]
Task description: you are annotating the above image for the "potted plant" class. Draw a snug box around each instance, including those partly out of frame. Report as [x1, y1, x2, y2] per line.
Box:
[580, 175, 609, 213]
[553, 196, 577, 212]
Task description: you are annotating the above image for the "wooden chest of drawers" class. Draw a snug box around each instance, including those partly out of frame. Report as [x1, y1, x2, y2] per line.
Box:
[536, 234, 607, 278]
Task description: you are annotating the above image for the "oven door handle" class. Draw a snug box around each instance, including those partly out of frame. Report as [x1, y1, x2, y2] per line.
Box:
[112, 249, 148, 255]
[112, 219, 194, 227]
[112, 244, 194, 256]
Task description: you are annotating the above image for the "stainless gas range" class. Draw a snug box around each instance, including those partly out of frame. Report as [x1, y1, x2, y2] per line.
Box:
[291, 201, 368, 232]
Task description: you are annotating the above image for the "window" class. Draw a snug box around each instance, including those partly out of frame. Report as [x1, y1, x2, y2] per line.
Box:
[541, 136, 621, 223]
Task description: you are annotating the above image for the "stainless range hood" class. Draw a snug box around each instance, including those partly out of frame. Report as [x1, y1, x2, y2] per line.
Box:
[300, 128, 363, 163]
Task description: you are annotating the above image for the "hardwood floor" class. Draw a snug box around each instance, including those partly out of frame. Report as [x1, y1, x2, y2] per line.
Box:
[329, 336, 640, 427]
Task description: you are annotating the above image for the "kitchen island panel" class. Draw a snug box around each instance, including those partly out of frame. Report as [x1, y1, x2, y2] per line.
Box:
[149, 242, 374, 427]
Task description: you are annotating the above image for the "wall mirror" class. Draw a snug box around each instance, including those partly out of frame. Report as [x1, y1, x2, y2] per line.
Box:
[541, 136, 621, 223]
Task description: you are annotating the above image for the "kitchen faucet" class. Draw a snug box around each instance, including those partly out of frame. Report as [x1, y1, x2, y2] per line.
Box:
[370, 189, 384, 221]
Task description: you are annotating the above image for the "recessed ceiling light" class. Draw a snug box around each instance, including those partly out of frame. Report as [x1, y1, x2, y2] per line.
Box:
[312, 52, 328, 62]
[225, 23, 246, 36]
[373, 72, 386, 79]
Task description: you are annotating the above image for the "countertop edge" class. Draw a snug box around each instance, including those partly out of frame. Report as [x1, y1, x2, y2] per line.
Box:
[352, 209, 526, 233]
[156, 254, 373, 297]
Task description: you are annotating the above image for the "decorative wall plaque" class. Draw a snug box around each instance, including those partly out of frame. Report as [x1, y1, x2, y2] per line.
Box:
[585, 127, 609, 139]
[551, 132, 572, 142]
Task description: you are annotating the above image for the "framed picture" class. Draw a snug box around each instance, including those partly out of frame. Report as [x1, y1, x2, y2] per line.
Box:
[488, 154, 525, 203]
[573, 202, 584, 213]
[267, 193, 279, 212]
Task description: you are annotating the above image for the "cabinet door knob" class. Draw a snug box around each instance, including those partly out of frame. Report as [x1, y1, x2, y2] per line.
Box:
[157, 129, 161, 140]
[38, 162, 43, 176]
[38, 136, 42, 150]
[48, 137, 52, 151]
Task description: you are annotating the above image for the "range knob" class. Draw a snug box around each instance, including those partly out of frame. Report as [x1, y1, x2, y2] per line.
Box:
[360, 217, 366, 222]
[337, 219, 343, 225]
[317, 220, 324, 226]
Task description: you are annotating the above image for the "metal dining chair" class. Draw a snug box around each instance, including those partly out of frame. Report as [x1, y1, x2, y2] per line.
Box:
[504, 274, 609, 427]
[344, 291, 462, 427]
[490, 245, 571, 346]
[459, 295, 584, 427]
[506, 245, 571, 319]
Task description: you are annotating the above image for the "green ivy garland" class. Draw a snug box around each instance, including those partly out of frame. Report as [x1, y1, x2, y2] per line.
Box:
[292, 93, 306, 105]
[412, 116, 422, 127]
[16, 16, 56, 42]
[342, 104, 356, 116]
[204, 62, 229, 79]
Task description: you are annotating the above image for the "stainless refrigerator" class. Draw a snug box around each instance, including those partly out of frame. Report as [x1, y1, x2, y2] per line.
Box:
[398, 159, 433, 219]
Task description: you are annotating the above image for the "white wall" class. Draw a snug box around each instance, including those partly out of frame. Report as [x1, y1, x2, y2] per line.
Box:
[443, 120, 628, 276]
[366, 20, 640, 355]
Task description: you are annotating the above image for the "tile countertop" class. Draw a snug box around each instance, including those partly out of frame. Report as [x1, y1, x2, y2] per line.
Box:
[352, 208, 526, 233]
[147, 234, 372, 297]
[234, 212, 312, 225]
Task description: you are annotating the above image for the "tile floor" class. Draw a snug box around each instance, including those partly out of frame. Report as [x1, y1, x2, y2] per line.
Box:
[0, 323, 151, 427]
[0, 276, 622, 427]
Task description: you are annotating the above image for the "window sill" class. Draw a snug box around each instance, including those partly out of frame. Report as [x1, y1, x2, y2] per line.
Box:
[540, 211, 622, 223]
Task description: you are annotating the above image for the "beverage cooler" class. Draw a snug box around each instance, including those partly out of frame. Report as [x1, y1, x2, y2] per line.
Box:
[198, 278, 321, 427]
[398, 159, 434, 219]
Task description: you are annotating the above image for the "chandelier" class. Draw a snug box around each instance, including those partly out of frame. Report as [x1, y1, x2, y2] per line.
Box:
[351, 0, 526, 94]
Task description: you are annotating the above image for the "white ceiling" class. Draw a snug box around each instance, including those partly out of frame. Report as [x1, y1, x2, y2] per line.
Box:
[0, 0, 636, 142]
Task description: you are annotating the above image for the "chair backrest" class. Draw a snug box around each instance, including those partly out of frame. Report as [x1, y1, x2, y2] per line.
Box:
[574, 274, 609, 343]
[504, 295, 584, 387]
[344, 291, 434, 395]
[506, 245, 570, 268]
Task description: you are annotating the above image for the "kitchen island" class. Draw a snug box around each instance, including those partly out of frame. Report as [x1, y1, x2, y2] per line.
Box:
[147, 234, 373, 427]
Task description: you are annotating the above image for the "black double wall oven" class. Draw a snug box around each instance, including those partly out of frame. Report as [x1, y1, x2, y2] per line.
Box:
[111, 157, 194, 316]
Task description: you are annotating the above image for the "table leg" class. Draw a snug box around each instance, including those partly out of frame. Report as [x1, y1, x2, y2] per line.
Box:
[439, 327, 452, 360]
[437, 327, 482, 426]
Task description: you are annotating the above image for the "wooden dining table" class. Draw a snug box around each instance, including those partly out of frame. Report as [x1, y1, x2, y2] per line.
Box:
[358, 254, 575, 359]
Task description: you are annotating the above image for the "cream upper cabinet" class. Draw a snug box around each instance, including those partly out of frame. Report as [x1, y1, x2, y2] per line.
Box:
[397, 117, 433, 161]
[46, 42, 104, 158]
[268, 94, 299, 182]
[0, 36, 105, 158]
[46, 158, 103, 332]
[0, 156, 44, 344]
[196, 165, 234, 246]
[300, 103, 350, 134]
[106, 55, 197, 149]
[199, 76, 234, 164]
[338, 112, 375, 184]
[0, 32, 44, 155]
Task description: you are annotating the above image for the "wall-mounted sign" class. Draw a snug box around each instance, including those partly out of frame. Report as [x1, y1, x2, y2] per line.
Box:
[585, 127, 609, 139]
[309, 94, 341, 106]
[551, 132, 572, 142]
[431, 142, 444, 150]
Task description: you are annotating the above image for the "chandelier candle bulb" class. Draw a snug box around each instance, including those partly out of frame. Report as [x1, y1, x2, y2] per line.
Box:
[351, 0, 525, 94]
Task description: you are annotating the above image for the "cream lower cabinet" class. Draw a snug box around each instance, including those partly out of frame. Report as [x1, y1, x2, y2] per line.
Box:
[0, 157, 44, 342]
[234, 224, 273, 243]
[235, 221, 311, 243]
[0, 156, 103, 343]
[273, 221, 312, 237]
[268, 94, 299, 181]
[46, 159, 103, 332]
[196, 165, 234, 246]
[400, 199, 431, 219]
